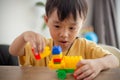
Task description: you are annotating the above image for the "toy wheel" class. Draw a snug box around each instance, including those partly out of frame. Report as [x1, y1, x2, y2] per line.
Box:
[57, 70, 66, 80]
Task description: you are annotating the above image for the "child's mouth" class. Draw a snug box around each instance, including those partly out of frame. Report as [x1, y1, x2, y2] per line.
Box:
[61, 41, 67, 43]
[59, 41, 68, 45]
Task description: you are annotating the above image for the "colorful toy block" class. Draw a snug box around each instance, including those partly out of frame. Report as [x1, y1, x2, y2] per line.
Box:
[53, 59, 62, 62]
[52, 46, 62, 55]
[32, 46, 51, 60]
[40, 46, 51, 58]
[32, 48, 41, 60]
[52, 53, 63, 59]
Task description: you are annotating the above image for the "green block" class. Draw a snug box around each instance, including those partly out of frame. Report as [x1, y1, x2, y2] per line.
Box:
[54, 62, 61, 64]
[57, 70, 66, 80]
[56, 69, 75, 80]
[65, 69, 74, 73]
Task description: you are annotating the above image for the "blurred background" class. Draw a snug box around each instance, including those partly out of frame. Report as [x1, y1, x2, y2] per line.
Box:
[0, 0, 120, 49]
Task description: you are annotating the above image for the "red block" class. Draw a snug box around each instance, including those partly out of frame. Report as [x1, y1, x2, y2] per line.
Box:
[32, 48, 41, 60]
[35, 54, 41, 60]
[53, 59, 62, 62]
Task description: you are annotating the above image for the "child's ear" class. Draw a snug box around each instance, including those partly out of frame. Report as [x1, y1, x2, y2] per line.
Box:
[44, 15, 48, 24]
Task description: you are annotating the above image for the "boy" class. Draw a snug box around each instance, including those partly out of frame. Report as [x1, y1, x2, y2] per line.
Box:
[9, 0, 119, 80]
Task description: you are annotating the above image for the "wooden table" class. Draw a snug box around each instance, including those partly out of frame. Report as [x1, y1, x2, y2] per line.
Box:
[0, 66, 120, 80]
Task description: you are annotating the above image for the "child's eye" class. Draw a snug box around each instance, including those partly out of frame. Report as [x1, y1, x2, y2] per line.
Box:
[54, 25, 60, 28]
[69, 27, 75, 30]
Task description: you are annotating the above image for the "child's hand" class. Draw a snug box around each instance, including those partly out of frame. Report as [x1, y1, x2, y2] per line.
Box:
[23, 31, 46, 53]
[74, 59, 102, 80]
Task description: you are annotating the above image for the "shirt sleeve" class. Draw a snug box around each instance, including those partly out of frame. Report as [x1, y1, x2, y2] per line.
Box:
[19, 42, 33, 66]
[85, 40, 112, 59]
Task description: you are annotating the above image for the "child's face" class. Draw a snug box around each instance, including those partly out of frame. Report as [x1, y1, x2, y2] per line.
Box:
[44, 10, 84, 51]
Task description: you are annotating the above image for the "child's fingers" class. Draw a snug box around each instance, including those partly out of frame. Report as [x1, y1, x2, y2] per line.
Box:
[30, 40, 39, 54]
[36, 34, 46, 53]
[39, 38, 46, 53]
[74, 64, 89, 76]
[31, 40, 37, 49]
[38, 40, 45, 53]
[77, 60, 85, 67]
[83, 73, 96, 80]
[76, 69, 93, 80]
[25, 32, 46, 54]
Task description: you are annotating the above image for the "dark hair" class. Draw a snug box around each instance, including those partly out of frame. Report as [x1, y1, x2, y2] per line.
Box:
[45, 0, 88, 21]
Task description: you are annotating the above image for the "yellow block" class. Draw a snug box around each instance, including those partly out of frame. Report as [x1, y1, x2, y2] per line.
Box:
[40, 46, 51, 58]
[48, 56, 83, 70]
[63, 56, 82, 69]
[52, 53, 63, 59]
[48, 61, 65, 69]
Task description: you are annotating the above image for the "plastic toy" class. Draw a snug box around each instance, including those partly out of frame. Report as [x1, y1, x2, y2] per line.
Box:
[32, 46, 82, 80]
[32, 46, 51, 60]
[84, 32, 98, 43]
[48, 46, 83, 80]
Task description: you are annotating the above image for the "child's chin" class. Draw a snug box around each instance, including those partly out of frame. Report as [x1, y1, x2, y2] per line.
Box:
[61, 44, 70, 48]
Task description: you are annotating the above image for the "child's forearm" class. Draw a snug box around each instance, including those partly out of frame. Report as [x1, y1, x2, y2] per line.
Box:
[9, 33, 26, 56]
[96, 54, 119, 70]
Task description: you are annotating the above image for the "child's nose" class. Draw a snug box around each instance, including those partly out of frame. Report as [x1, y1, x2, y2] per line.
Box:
[60, 29, 69, 38]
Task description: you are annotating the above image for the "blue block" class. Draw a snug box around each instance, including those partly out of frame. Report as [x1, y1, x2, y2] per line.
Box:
[52, 46, 62, 54]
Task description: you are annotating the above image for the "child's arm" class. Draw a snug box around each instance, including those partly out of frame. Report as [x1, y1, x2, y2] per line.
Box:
[9, 31, 46, 56]
[74, 54, 119, 80]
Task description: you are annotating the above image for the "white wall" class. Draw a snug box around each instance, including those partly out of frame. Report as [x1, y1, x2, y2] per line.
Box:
[0, 0, 93, 45]
[0, 0, 50, 45]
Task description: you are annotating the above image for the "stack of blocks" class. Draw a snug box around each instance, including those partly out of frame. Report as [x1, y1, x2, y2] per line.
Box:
[48, 46, 82, 70]
[48, 46, 65, 69]
[52, 46, 62, 64]
[48, 46, 83, 80]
